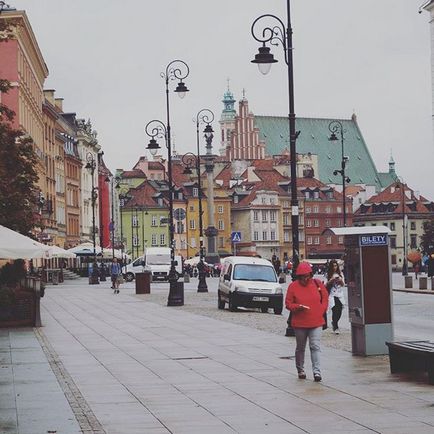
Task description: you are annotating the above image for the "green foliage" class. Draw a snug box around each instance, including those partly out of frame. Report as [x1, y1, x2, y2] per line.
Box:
[0, 259, 26, 287]
[421, 218, 434, 254]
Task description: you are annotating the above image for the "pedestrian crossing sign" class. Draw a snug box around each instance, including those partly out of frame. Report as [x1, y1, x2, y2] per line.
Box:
[231, 231, 242, 243]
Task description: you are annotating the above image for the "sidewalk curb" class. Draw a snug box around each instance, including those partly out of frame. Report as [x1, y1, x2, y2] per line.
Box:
[393, 288, 434, 295]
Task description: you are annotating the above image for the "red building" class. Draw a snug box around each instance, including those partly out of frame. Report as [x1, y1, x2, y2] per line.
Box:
[97, 154, 112, 250]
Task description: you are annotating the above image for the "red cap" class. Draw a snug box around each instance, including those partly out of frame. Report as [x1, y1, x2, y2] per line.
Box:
[296, 261, 313, 276]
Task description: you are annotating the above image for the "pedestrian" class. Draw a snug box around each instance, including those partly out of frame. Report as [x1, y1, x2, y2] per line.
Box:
[414, 261, 420, 280]
[110, 257, 122, 294]
[325, 260, 345, 334]
[285, 262, 328, 382]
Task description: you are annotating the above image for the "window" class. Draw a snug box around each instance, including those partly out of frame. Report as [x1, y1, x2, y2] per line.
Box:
[325, 206, 331, 213]
[189, 219, 196, 230]
[390, 222, 395, 231]
[283, 213, 289, 225]
[326, 191, 333, 199]
[262, 231, 267, 240]
[191, 237, 196, 248]
[306, 219, 312, 228]
[262, 210, 267, 222]
[338, 236, 344, 244]
[218, 220, 224, 230]
[160, 234, 166, 246]
[410, 222, 416, 230]
[314, 236, 320, 245]
[151, 215, 157, 226]
[270, 198, 275, 205]
[219, 237, 224, 248]
[253, 211, 259, 222]
[151, 234, 157, 246]
[234, 195, 239, 204]
[410, 235, 417, 249]
[336, 206, 342, 213]
[305, 207, 311, 214]
[181, 239, 187, 250]
[390, 236, 396, 248]
[176, 221, 184, 234]
[325, 219, 331, 227]
[190, 205, 194, 212]
[326, 236, 332, 245]
[261, 197, 266, 204]
[218, 205, 224, 214]
[314, 219, 319, 227]
[305, 191, 311, 199]
[133, 236, 139, 246]
[270, 210, 276, 222]
[313, 191, 319, 199]
[307, 236, 313, 245]
[254, 231, 259, 241]
[313, 205, 319, 213]
[193, 187, 199, 197]
[284, 230, 290, 242]
[270, 231, 276, 241]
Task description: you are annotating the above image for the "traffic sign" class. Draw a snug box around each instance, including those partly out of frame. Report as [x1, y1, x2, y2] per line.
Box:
[231, 231, 242, 243]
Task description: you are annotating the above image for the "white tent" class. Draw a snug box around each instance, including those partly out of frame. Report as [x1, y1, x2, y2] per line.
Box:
[46, 245, 76, 259]
[184, 256, 209, 266]
[0, 225, 50, 259]
[67, 242, 102, 256]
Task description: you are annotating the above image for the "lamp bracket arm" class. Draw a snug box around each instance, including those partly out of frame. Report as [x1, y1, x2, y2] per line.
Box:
[145, 119, 167, 141]
[162, 59, 190, 83]
[251, 14, 288, 63]
[196, 108, 215, 126]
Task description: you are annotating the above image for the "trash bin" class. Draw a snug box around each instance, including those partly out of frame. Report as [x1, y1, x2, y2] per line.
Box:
[184, 273, 190, 283]
[404, 275, 413, 288]
[419, 277, 428, 290]
[135, 271, 151, 294]
[167, 281, 184, 306]
[52, 271, 59, 285]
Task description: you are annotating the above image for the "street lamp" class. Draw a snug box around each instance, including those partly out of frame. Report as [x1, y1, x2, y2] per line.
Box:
[328, 120, 351, 227]
[181, 109, 214, 293]
[105, 175, 121, 259]
[117, 190, 129, 274]
[250, 0, 300, 272]
[145, 119, 184, 306]
[85, 152, 99, 285]
[396, 179, 408, 276]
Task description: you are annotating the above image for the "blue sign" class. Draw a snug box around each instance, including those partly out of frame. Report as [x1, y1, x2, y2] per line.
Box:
[359, 234, 388, 246]
[231, 231, 242, 243]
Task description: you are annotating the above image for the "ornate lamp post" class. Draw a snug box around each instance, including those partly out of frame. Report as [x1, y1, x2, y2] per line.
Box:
[181, 108, 214, 293]
[117, 190, 129, 274]
[396, 179, 409, 276]
[105, 175, 121, 258]
[250, 0, 300, 272]
[85, 152, 99, 284]
[328, 120, 350, 227]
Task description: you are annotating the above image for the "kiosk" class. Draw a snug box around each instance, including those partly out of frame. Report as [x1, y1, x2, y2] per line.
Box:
[325, 227, 393, 356]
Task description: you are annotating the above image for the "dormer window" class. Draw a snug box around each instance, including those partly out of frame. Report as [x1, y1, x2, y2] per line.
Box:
[193, 187, 199, 197]
[158, 198, 163, 206]
[234, 195, 239, 204]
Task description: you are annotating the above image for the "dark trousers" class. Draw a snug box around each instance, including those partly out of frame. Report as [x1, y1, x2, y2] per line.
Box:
[331, 297, 343, 331]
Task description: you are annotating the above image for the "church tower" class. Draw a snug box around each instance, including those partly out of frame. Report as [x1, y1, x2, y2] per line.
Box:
[219, 80, 236, 155]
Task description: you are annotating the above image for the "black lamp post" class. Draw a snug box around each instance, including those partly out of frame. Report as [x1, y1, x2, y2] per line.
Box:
[396, 179, 408, 276]
[250, 0, 300, 273]
[328, 120, 350, 227]
[85, 152, 99, 284]
[105, 175, 121, 259]
[145, 119, 184, 306]
[118, 190, 129, 274]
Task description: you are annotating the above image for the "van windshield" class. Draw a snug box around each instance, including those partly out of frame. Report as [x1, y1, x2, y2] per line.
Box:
[146, 254, 170, 265]
[233, 264, 277, 282]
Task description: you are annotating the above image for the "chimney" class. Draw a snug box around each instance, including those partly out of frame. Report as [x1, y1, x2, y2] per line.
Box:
[54, 98, 64, 112]
[44, 89, 55, 105]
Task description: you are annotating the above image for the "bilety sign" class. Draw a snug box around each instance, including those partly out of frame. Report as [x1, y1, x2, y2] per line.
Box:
[359, 234, 388, 247]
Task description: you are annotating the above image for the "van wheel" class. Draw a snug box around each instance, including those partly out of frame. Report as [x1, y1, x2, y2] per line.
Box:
[228, 295, 237, 312]
[261, 307, 268, 313]
[125, 272, 134, 282]
[218, 294, 225, 310]
[274, 307, 283, 315]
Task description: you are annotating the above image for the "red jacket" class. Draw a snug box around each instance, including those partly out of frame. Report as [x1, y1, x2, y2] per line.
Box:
[285, 278, 328, 328]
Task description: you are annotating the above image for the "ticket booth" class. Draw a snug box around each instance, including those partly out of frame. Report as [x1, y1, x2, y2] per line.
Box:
[326, 227, 393, 356]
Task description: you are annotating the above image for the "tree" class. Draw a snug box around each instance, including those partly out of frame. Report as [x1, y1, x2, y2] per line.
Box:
[420, 218, 434, 255]
[0, 65, 39, 235]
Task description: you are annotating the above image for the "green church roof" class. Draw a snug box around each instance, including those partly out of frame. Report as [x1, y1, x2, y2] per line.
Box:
[254, 116, 385, 191]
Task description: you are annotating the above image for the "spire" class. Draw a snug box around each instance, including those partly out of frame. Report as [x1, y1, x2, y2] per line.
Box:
[388, 149, 395, 174]
[221, 79, 236, 121]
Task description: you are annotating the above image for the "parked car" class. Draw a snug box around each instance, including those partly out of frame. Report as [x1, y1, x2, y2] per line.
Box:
[218, 256, 284, 314]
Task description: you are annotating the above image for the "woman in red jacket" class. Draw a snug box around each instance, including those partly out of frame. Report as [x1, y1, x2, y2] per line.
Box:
[285, 262, 328, 382]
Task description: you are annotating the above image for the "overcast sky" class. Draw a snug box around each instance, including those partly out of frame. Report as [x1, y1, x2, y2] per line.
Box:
[11, 0, 434, 199]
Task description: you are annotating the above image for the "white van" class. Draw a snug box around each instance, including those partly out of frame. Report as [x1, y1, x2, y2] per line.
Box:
[124, 248, 182, 282]
[218, 256, 284, 314]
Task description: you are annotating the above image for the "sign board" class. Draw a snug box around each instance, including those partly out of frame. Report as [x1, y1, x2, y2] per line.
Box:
[231, 231, 242, 243]
[359, 234, 388, 247]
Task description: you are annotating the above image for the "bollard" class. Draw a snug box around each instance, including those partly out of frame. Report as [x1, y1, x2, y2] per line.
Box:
[184, 273, 190, 283]
[419, 277, 427, 290]
[404, 275, 413, 288]
[431, 277, 434, 291]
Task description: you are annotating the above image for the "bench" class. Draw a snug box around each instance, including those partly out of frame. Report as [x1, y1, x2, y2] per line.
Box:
[386, 341, 434, 384]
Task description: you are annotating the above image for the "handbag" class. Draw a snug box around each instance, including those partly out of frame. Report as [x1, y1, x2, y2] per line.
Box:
[314, 278, 328, 330]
